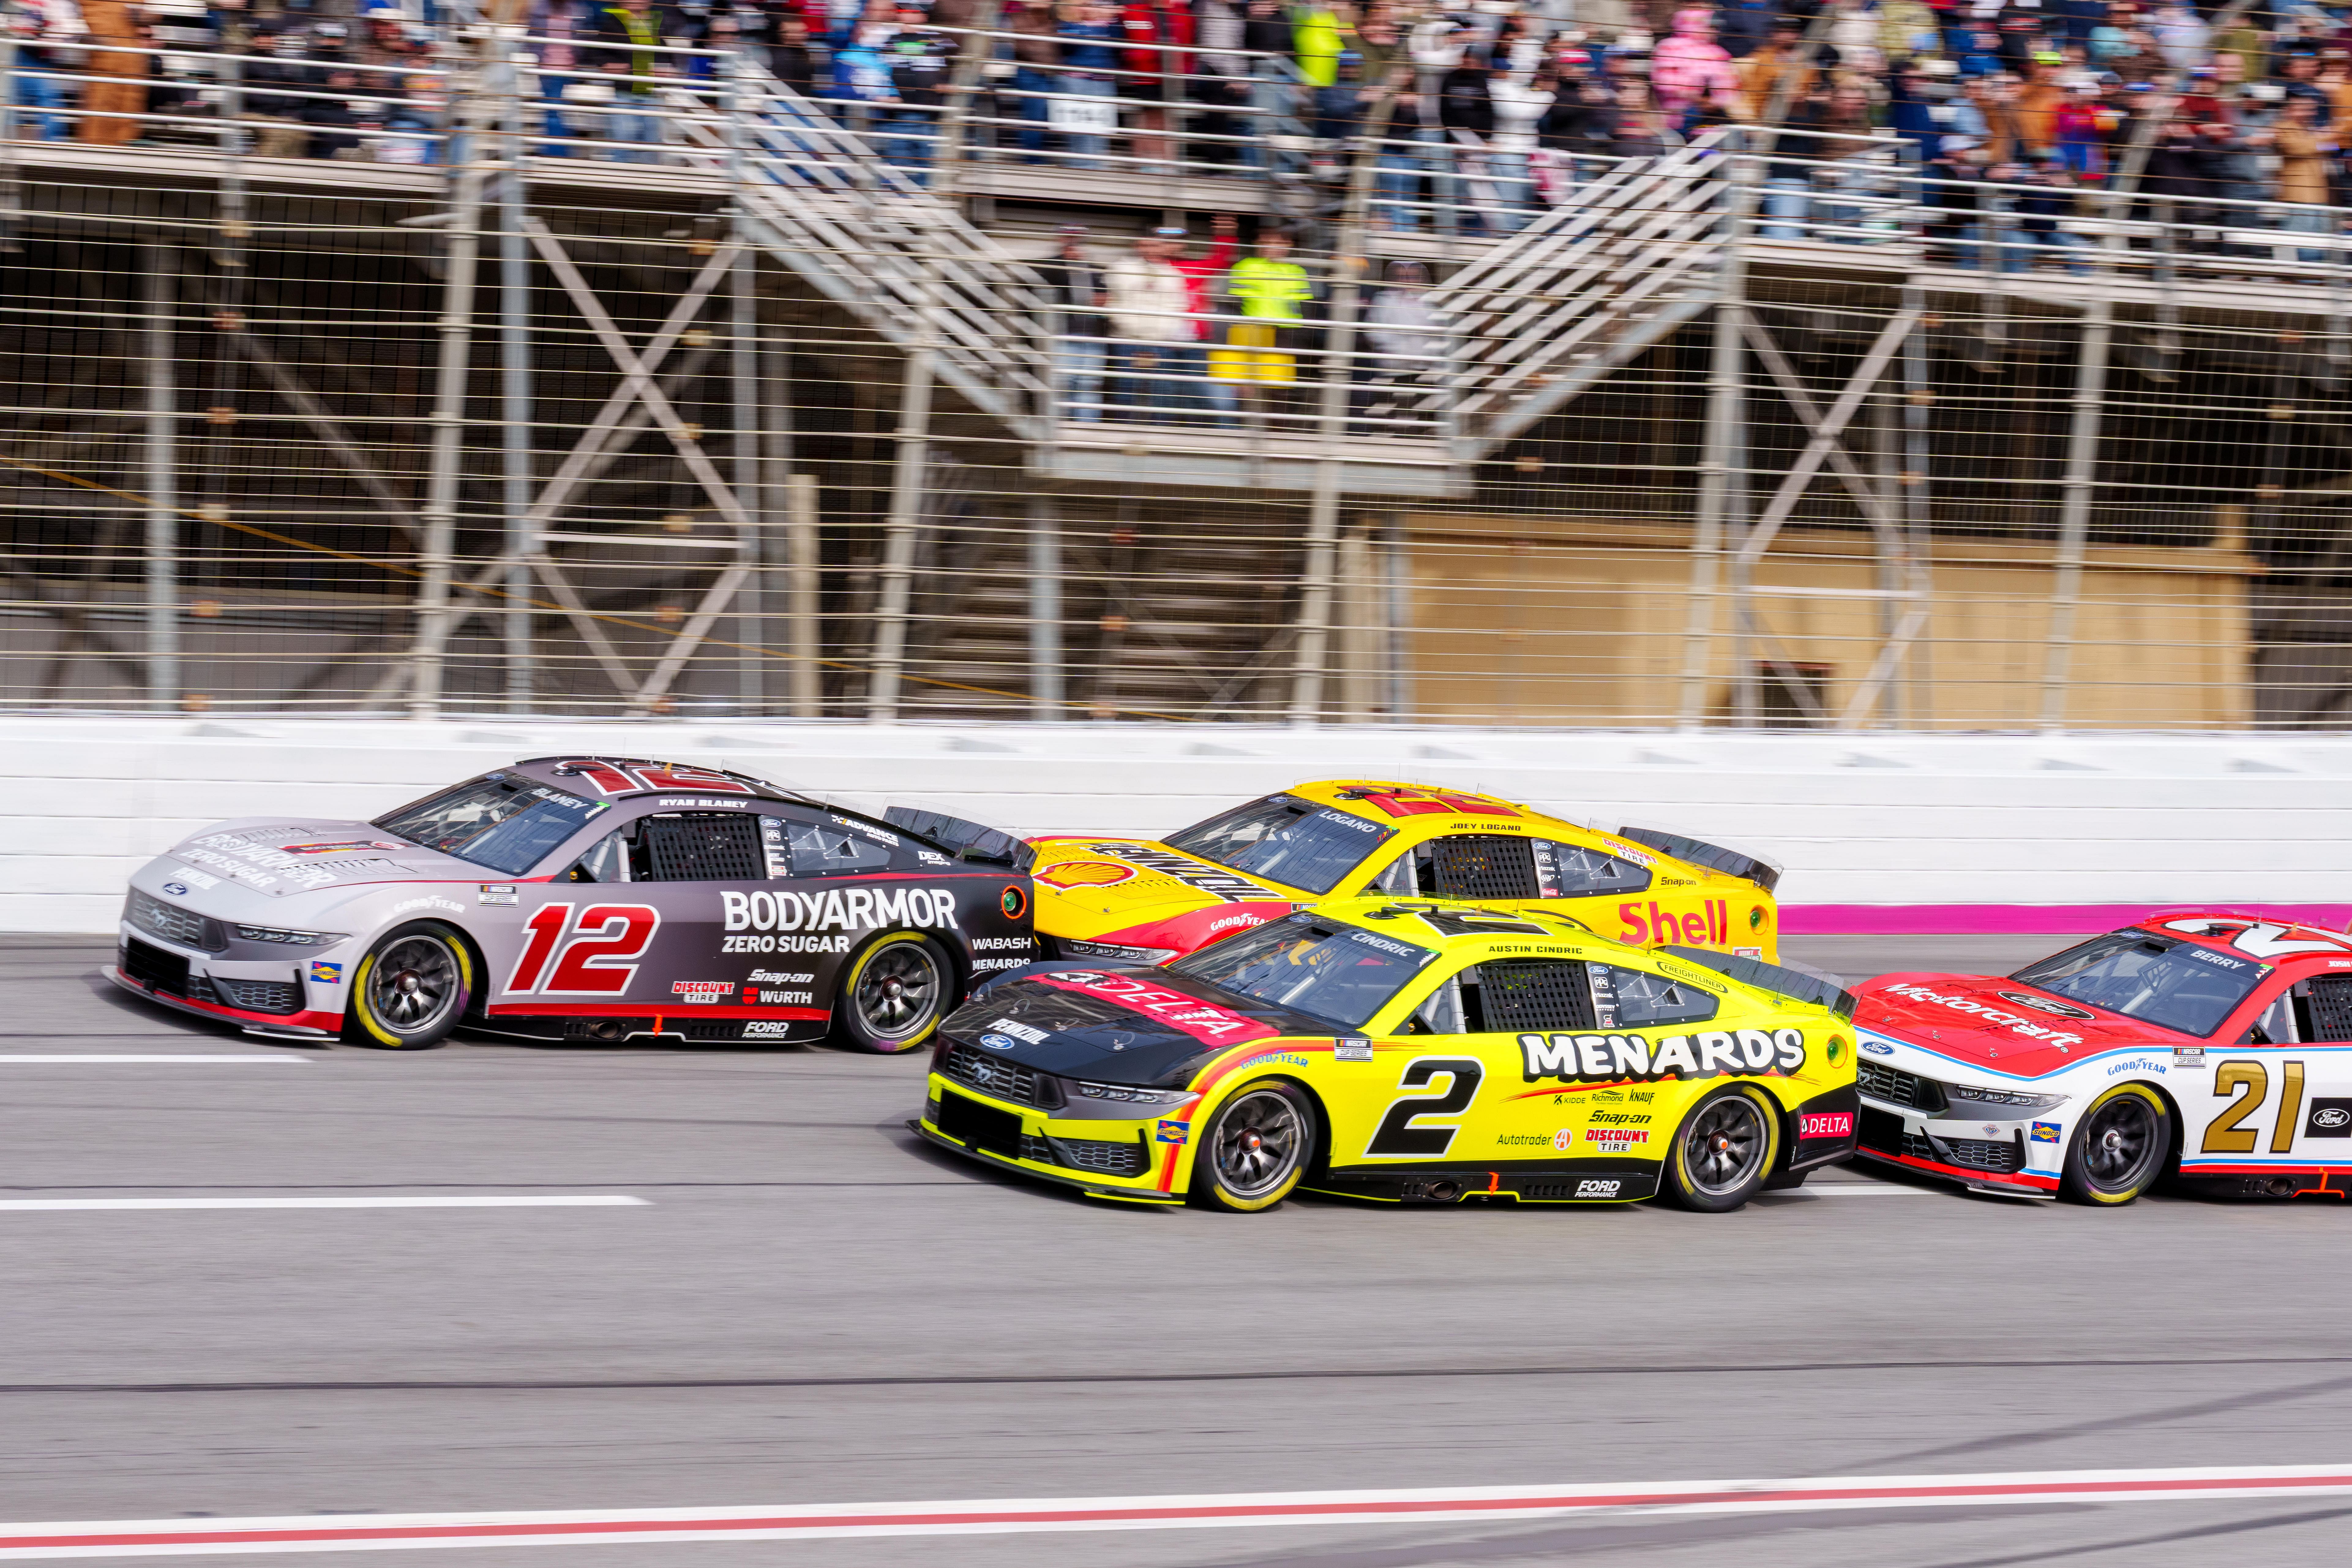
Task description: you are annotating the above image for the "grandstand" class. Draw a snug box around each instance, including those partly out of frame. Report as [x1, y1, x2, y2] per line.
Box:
[0, 2, 2344, 728]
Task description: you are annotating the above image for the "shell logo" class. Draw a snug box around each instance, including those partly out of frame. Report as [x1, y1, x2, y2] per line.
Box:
[1037, 860, 1139, 890]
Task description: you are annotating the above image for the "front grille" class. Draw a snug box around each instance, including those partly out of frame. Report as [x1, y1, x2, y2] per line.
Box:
[1048, 1135, 1149, 1176]
[122, 935, 190, 996]
[209, 975, 302, 1015]
[1858, 1058, 1947, 1114]
[125, 889, 226, 952]
[940, 1042, 1062, 1108]
[1937, 1134, 2024, 1174]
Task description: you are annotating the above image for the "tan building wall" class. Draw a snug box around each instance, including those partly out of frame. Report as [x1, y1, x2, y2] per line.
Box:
[1380, 513, 2257, 729]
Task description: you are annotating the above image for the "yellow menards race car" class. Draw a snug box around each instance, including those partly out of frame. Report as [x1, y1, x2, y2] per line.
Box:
[912, 898, 1859, 1212]
[1026, 780, 1780, 969]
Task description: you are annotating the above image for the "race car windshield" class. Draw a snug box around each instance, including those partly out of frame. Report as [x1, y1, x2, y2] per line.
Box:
[374, 776, 605, 876]
[1162, 794, 1396, 896]
[2009, 930, 2265, 1038]
[1169, 916, 1433, 1028]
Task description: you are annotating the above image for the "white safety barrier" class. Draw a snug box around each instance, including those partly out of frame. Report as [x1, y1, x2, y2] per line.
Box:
[2, 717, 2347, 935]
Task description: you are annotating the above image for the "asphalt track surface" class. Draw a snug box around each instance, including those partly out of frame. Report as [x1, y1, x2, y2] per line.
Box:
[8, 934, 2352, 1566]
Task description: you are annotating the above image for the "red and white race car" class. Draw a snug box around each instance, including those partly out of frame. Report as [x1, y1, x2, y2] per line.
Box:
[1852, 910, 2352, 1205]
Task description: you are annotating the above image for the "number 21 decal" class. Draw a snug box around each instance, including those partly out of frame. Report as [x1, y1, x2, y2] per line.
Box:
[2202, 1058, 2306, 1155]
[1365, 1057, 1483, 1157]
[505, 903, 661, 996]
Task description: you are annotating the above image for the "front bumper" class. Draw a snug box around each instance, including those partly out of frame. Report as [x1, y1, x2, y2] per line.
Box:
[917, 1074, 1189, 1203]
[107, 963, 342, 1039]
[1855, 1096, 2062, 1194]
[112, 924, 348, 1038]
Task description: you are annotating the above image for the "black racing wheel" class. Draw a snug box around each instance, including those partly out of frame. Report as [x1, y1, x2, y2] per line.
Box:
[346, 923, 473, 1050]
[1191, 1081, 1317, 1212]
[1660, 1085, 1780, 1212]
[2061, 1083, 2170, 1206]
[834, 933, 950, 1053]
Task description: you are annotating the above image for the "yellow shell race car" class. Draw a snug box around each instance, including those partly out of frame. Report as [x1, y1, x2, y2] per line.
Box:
[912, 897, 1859, 1212]
[1028, 780, 1781, 968]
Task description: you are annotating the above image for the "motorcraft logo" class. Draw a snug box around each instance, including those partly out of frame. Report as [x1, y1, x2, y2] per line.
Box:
[1881, 983, 2085, 1048]
[1520, 1028, 1807, 1085]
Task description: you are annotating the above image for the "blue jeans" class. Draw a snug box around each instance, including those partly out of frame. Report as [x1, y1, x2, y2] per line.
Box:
[1488, 150, 1534, 234]
[1244, 60, 1296, 173]
[881, 107, 932, 182]
[1167, 343, 1238, 426]
[11, 66, 68, 141]
[1013, 66, 1054, 157]
[1997, 226, 2091, 274]
[1759, 177, 1809, 240]
[1058, 73, 1115, 168]
[605, 106, 663, 162]
[1375, 151, 1422, 230]
[1057, 336, 1106, 423]
[1114, 344, 1188, 417]
[2284, 204, 2337, 264]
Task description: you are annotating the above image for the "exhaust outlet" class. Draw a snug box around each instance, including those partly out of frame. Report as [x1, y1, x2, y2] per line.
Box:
[590, 1020, 626, 1042]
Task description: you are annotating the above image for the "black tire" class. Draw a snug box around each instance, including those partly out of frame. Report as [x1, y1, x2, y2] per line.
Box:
[345, 922, 473, 1050]
[833, 933, 951, 1053]
[2061, 1082, 2170, 1206]
[1191, 1080, 1316, 1212]
[1660, 1085, 1781, 1212]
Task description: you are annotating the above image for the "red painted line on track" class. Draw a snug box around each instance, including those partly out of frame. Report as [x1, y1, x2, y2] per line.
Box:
[10, 1470, 2352, 1554]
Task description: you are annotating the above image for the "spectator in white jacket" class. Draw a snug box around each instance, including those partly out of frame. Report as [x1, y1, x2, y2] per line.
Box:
[1105, 228, 1197, 417]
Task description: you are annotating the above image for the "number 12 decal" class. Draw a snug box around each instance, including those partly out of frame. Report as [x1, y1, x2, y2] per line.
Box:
[1366, 1057, 1483, 1157]
[506, 903, 661, 995]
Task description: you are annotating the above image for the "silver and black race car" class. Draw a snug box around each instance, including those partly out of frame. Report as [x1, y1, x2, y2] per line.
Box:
[110, 756, 1039, 1051]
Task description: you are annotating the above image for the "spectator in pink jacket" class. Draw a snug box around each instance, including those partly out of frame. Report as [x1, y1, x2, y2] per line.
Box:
[1650, 6, 1736, 133]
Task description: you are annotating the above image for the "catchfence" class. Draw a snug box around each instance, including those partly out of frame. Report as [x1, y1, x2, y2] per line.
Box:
[3, 28, 2349, 729]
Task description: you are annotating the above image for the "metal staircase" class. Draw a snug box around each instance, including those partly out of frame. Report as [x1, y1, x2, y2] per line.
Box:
[1428, 129, 1732, 463]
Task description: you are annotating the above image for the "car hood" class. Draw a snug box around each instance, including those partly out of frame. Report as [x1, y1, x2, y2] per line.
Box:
[152, 818, 490, 900]
[1854, 970, 2191, 1078]
[941, 965, 1332, 1087]
[1026, 836, 1301, 952]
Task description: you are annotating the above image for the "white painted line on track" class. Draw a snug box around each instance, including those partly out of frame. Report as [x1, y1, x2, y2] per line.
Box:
[0, 1055, 306, 1064]
[2, 1465, 2347, 1558]
[0, 1196, 647, 1212]
[1782, 1184, 1936, 1196]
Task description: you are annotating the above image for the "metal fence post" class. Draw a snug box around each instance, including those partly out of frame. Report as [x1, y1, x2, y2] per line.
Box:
[498, 44, 534, 715]
[142, 246, 179, 711]
[786, 472, 822, 717]
[866, 283, 937, 723]
[2039, 300, 2111, 732]
[1676, 139, 1753, 731]
[725, 51, 764, 716]
[1028, 492, 1062, 720]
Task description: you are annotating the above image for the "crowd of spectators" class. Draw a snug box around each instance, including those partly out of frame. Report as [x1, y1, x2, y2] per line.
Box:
[10, 1, 2352, 261]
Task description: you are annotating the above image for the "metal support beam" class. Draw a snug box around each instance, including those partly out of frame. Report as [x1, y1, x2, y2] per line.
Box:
[1675, 145, 1753, 730]
[787, 473, 822, 717]
[406, 83, 489, 720]
[2039, 298, 2113, 732]
[1382, 511, 1412, 721]
[1028, 492, 1062, 721]
[141, 245, 178, 711]
[867, 293, 937, 723]
[731, 247, 763, 716]
[499, 49, 534, 715]
[1735, 307, 1921, 567]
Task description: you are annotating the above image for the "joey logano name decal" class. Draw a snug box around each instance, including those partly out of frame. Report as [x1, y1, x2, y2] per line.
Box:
[1027, 971, 1280, 1045]
[719, 886, 960, 954]
[1085, 844, 1270, 903]
[1879, 983, 2087, 1048]
[1520, 1028, 1807, 1084]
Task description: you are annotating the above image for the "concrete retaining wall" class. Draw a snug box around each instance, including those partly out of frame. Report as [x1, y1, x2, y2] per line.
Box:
[4, 717, 2345, 934]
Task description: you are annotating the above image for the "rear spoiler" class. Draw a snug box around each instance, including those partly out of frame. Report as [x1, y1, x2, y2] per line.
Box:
[1617, 826, 1782, 895]
[883, 806, 1038, 873]
[1661, 946, 1855, 1022]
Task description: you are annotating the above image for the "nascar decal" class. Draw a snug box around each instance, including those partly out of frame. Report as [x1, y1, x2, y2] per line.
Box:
[1519, 1027, 1807, 1085]
[719, 886, 961, 955]
[1084, 844, 1270, 903]
[1026, 971, 1279, 1045]
[1617, 899, 1736, 948]
[1878, 983, 2087, 1047]
[1344, 787, 1517, 820]
[564, 761, 755, 796]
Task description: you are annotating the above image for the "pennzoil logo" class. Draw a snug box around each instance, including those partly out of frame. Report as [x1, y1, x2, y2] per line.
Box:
[1520, 1028, 1807, 1084]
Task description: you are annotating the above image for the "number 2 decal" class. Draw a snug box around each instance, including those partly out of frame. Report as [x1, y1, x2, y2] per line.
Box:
[1365, 1057, 1483, 1158]
[504, 903, 661, 996]
[2202, 1059, 2308, 1154]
